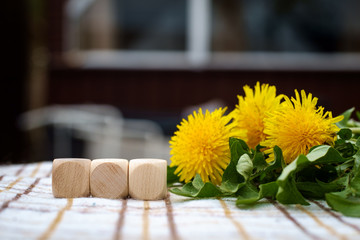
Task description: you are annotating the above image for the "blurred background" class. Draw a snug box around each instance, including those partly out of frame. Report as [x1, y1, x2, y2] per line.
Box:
[2, 0, 360, 164]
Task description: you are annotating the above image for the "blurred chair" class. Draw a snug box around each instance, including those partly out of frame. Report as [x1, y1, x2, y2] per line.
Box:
[121, 118, 170, 161]
[19, 104, 124, 159]
[19, 104, 170, 161]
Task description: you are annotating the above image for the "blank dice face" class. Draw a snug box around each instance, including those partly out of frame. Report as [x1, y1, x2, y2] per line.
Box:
[90, 159, 128, 199]
[52, 158, 91, 198]
[129, 159, 167, 200]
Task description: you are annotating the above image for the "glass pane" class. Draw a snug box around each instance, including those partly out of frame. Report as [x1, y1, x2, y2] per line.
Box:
[211, 0, 360, 52]
[115, 0, 186, 50]
[71, 0, 186, 51]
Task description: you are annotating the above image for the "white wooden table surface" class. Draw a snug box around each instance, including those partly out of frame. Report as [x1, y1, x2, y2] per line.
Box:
[0, 162, 359, 240]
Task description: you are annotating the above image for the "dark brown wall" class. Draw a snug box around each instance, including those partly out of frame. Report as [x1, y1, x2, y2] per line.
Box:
[48, 68, 360, 118]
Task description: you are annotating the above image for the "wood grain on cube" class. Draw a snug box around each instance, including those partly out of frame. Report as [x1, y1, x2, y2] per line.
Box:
[90, 159, 128, 199]
[52, 158, 91, 198]
[129, 158, 167, 200]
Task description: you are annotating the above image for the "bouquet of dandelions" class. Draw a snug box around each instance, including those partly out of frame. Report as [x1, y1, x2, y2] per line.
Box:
[167, 82, 360, 217]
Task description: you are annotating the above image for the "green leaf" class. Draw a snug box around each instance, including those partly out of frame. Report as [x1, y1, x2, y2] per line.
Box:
[236, 182, 278, 205]
[169, 174, 222, 198]
[307, 145, 348, 164]
[336, 142, 356, 158]
[236, 183, 259, 204]
[349, 156, 360, 194]
[252, 151, 267, 171]
[167, 165, 181, 186]
[297, 164, 338, 183]
[222, 161, 243, 184]
[335, 160, 353, 174]
[318, 177, 347, 190]
[170, 182, 198, 197]
[229, 138, 249, 164]
[354, 149, 360, 171]
[326, 190, 360, 217]
[356, 111, 360, 121]
[356, 138, 360, 148]
[276, 145, 347, 205]
[277, 171, 309, 205]
[195, 182, 223, 197]
[259, 182, 279, 199]
[296, 179, 345, 199]
[350, 173, 360, 195]
[220, 160, 244, 194]
[337, 107, 354, 128]
[296, 182, 323, 199]
[335, 139, 357, 158]
[267, 146, 286, 172]
[255, 144, 265, 152]
[236, 154, 253, 182]
[219, 138, 251, 194]
[220, 180, 246, 195]
[192, 174, 205, 189]
[338, 128, 353, 140]
[254, 146, 285, 183]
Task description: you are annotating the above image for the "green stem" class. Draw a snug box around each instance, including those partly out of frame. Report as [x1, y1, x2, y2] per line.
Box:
[349, 127, 360, 134]
[249, 171, 263, 181]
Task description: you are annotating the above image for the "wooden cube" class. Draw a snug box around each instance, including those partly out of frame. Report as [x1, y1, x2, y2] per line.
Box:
[52, 158, 91, 198]
[129, 158, 167, 200]
[90, 159, 128, 199]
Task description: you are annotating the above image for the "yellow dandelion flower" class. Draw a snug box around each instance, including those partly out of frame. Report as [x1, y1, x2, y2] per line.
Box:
[262, 90, 343, 164]
[169, 108, 243, 185]
[231, 82, 284, 149]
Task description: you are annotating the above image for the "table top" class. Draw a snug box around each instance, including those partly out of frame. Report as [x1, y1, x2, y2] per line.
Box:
[0, 162, 359, 240]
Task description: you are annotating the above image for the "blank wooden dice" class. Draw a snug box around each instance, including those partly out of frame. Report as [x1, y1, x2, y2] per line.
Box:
[90, 159, 128, 199]
[129, 158, 167, 200]
[52, 158, 91, 198]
